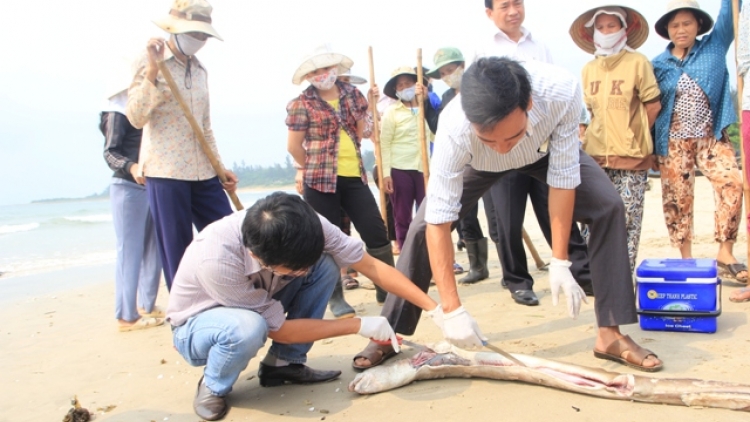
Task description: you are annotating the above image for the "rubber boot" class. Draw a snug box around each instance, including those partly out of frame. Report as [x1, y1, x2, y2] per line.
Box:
[458, 238, 489, 284]
[328, 277, 355, 318]
[366, 244, 395, 304]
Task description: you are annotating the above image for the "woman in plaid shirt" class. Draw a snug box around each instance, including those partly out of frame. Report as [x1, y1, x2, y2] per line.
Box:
[286, 45, 395, 317]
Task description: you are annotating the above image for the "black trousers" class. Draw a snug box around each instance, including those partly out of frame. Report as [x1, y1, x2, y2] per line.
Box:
[304, 177, 390, 249]
[381, 152, 637, 335]
[491, 171, 592, 290]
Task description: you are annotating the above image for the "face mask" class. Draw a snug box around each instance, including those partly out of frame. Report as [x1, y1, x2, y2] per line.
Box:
[173, 33, 207, 56]
[397, 86, 416, 101]
[307, 68, 338, 90]
[593, 28, 628, 56]
[443, 66, 464, 90]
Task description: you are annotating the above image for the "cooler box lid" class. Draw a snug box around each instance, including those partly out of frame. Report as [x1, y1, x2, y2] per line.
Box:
[636, 258, 717, 281]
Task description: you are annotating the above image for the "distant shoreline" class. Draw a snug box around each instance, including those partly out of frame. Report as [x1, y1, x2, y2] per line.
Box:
[30, 184, 298, 204]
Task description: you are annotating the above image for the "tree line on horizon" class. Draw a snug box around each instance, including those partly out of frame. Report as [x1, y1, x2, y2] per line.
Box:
[232, 150, 376, 188]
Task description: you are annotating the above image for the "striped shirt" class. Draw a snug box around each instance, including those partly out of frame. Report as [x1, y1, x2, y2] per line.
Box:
[166, 210, 364, 330]
[425, 60, 582, 225]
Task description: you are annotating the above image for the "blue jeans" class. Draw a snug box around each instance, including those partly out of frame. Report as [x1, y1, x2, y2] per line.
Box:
[110, 178, 162, 321]
[172, 254, 339, 395]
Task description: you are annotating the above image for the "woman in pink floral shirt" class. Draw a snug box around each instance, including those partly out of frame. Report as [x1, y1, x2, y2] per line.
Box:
[126, 0, 237, 290]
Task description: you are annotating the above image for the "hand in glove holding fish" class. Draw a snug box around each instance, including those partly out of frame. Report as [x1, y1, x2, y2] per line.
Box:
[549, 257, 588, 319]
[438, 306, 488, 350]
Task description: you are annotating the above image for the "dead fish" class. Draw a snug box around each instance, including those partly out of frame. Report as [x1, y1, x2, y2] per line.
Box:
[349, 343, 750, 413]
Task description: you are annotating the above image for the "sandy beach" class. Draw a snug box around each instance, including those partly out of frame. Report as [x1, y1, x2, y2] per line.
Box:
[3, 176, 750, 422]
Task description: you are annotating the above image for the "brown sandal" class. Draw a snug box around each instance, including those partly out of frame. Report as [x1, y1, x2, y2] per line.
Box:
[593, 335, 663, 372]
[352, 341, 398, 371]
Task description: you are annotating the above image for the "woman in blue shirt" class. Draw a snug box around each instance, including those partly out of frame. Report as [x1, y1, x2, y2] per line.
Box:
[652, 0, 746, 282]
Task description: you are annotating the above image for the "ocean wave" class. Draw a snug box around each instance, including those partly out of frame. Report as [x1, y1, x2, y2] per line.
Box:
[0, 250, 116, 279]
[0, 223, 40, 235]
[63, 214, 113, 223]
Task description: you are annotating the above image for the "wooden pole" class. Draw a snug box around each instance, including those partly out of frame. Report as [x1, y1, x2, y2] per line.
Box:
[522, 228, 547, 270]
[416, 48, 430, 190]
[732, 0, 750, 262]
[368, 47, 389, 231]
[156, 60, 244, 210]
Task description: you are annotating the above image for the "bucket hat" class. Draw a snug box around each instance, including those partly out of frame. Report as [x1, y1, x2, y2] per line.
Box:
[654, 0, 714, 39]
[292, 44, 354, 85]
[426, 48, 465, 79]
[152, 0, 222, 41]
[569, 5, 649, 54]
[384, 66, 429, 99]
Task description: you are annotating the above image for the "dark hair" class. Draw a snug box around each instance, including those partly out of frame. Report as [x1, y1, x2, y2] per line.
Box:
[485, 0, 493, 9]
[461, 57, 531, 132]
[242, 192, 324, 271]
[665, 9, 704, 32]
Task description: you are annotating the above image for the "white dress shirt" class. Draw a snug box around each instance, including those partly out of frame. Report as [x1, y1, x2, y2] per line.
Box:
[424, 60, 582, 225]
[473, 26, 554, 64]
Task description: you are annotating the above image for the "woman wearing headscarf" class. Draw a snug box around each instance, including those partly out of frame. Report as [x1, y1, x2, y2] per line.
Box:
[379, 66, 433, 250]
[570, 5, 661, 274]
[126, 0, 237, 290]
[286, 44, 395, 316]
[651, 0, 746, 282]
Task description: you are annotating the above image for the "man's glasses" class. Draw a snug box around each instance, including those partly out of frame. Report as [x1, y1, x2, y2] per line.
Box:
[261, 264, 309, 281]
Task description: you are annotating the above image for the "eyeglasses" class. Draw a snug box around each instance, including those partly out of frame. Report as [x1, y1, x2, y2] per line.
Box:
[261, 264, 310, 281]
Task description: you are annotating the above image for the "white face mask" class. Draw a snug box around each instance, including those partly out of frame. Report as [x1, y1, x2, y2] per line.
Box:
[307, 68, 338, 90]
[173, 33, 207, 56]
[443, 66, 464, 90]
[593, 28, 628, 56]
[397, 86, 416, 101]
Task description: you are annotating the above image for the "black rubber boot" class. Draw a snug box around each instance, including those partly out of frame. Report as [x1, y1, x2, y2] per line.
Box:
[458, 238, 489, 284]
[366, 244, 395, 304]
[328, 277, 355, 318]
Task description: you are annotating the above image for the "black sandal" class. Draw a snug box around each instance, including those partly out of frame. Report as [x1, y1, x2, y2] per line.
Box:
[342, 274, 360, 290]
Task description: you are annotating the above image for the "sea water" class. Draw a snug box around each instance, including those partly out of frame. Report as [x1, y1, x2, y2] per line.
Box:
[0, 189, 296, 280]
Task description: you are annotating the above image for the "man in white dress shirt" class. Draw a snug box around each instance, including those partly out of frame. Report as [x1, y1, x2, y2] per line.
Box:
[356, 57, 663, 373]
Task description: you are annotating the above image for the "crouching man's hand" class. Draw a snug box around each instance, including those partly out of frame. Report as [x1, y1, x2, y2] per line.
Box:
[358, 317, 400, 353]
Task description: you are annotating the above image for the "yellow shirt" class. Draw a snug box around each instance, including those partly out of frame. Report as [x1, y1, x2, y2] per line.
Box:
[582, 50, 660, 170]
[379, 101, 433, 177]
[328, 99, 361, 177]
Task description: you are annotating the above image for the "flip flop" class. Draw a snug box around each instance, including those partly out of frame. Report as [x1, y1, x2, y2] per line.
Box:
[594, 335, 663, 372]
[729, 287, 750, 303]
[342, 274, 360, 290]
[453, 262, 465, 274]
[718, 262, 748, 284]
[352, 341, 398, 371]
[118, 317, 165, 332]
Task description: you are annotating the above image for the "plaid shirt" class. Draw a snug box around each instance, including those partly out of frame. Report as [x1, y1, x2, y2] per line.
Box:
[286, 81, 369, 193]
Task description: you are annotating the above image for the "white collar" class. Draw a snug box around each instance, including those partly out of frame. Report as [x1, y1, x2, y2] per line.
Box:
[494, 26, 531, 44]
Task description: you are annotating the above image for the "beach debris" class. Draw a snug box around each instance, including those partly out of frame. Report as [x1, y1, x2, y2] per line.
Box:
[160, 359, 167, 365]
[572, 406, 580, 412]
[350, 342, 750, 413]
[96, 405, 116, 413]
[319, 409, 330, 414]
[246, 375, 256, 381]
[62, 396, 91, 422]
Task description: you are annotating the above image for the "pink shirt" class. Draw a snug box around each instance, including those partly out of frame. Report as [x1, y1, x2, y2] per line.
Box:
[126, 50, 222, 180]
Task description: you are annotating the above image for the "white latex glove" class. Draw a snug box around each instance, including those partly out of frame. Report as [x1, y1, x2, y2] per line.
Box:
[442, 306, 487, 350]
[357, 317, 400, 353]
[549, 257, 588, 319]
[426, 305, 444, 331]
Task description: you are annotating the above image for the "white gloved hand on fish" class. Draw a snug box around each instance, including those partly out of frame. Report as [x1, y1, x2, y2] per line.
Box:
[440, 306, 487, 350]
[357, 316, 400, 352]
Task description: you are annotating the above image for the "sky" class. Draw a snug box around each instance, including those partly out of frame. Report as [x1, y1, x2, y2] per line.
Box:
[0, 0, 732, 205]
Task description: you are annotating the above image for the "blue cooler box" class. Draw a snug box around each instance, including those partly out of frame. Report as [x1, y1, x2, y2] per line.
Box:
[635, 258, 721, 333]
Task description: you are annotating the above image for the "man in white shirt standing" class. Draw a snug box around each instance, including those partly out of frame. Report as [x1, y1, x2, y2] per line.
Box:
[474, 0, 592, 306]
[355, 57, 663, 373]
